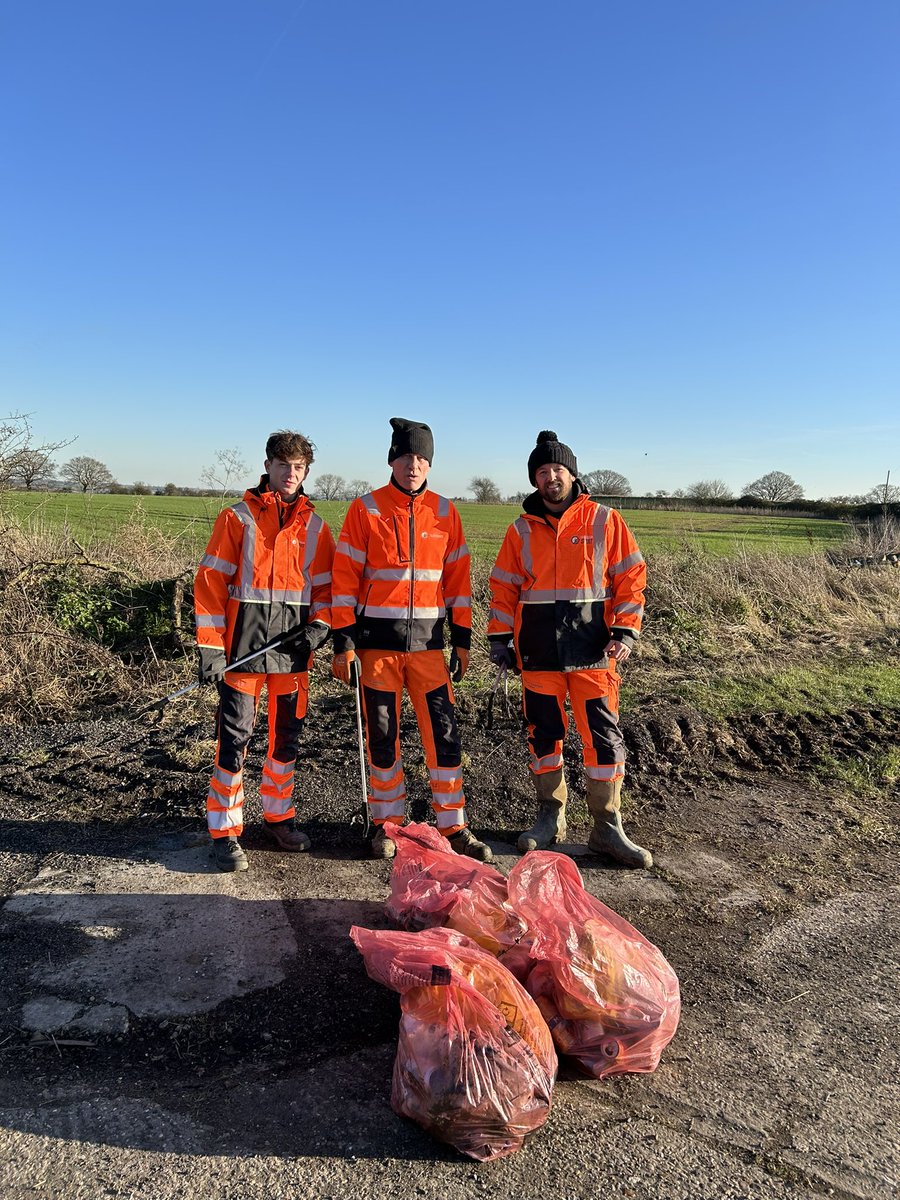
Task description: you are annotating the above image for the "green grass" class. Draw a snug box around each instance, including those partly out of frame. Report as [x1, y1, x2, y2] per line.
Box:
[661, 660, 900, 719]
[2, 491, 850, 559]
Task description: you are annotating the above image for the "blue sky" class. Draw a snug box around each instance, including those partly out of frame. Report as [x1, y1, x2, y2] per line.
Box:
[2, 1, 898, 498]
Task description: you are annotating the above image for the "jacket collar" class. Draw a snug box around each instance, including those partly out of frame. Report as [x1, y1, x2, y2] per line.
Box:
[388, 476, 429, 501]
[522, 477, 588, 522]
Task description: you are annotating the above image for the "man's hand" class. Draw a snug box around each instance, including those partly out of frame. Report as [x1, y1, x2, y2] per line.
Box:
[605, 639, 632, 664]
[449, 647, 469, 682]
[286, 621, 330, 658]
[489, 641, 518, 672]
[197, 646, 227, 686]
[332, 650, 357, 686]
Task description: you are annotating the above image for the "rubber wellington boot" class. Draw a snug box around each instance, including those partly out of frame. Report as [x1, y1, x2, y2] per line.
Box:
[517, 768, 568, 852]
[448, 827, 494, 862]
[586, 778, 653, 869]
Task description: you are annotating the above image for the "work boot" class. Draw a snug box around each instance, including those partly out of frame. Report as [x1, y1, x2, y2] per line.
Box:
[212, 836, 248, 873]
[369, 824, 397, 860]
[585, 778, 653, 869]
[517, 768, 568, 852]
[263, 817, 311, 852]
[448, 827, 494, 863]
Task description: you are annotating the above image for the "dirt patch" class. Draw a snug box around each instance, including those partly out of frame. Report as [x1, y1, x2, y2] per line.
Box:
[0, 685, 898, 1198]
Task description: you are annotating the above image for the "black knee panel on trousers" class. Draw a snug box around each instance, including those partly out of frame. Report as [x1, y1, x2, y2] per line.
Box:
[583, 694, 626, 762]
[272, 690, 305, 762]
[363, 686, 399, 769]
[424, 683, 462, 767]
[524, 686, 566, 758]
[215, 683, 257, 774]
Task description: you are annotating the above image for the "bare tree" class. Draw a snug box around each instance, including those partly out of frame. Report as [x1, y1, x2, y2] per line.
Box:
[132, 481, 152, 495]
[686, 478, 733, 501]
[743, 471, 804, 502]
[200, 447, 248, 499]
[0, 412, 73, 491]
[312, 473, 346, 500]
[61, 455, 114, 493]
[347, 479, 373, 499]
[581, 468, 632, 496]
[11, 448, 57, 490]
[864, 482, 900, 504]
[507, 490, 529, 506]
[470, 476, 502, 503]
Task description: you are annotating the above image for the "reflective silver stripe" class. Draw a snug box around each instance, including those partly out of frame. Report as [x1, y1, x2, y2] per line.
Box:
[432, 787, 464, 806]
[591, 505, 610, 596]
[369, 799, 406, 820]
[228, 586, 307, 603]
[514, 517, 533, 577]
[586, 764, 626, 780]
[443, 596, 471, 608]
[530, 753, 564, 772]
[364, 605, 442, 619]
[260, 796, 293, 817]
[370, 782, 407, 802]
[371, 762, 402, 782]
[491, 566, 525, 585]
[207, 787, 244, 810]
[200, 553, 237, 576]
[612, 601, 644, 616]
[360, 493, 380, 514]
[429, 767, 461, 782]
[300, 513, 324, 605]
[445, 544, 469, 564]
[609, 550, 645, 576]
[436, 495, 450, 518]
[489, 607, 514, 628]
[311, 571, 332, 586]
[332, 595, 358, 609]
[337, 542, 366, 563]
[232, 501, 258, 594]
[309, 602, 330, 619]
[263, 757, 293, 778]
[195, 614, 226, 629]
[208, 809, 243, 831]
[212, 765, 241, 788]
[361, 566, 444, 582]
[435, 806, 466, 829]
[521, 587, 610, 603]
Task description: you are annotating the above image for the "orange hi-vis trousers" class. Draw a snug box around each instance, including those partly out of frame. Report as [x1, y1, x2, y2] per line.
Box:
[521, 666, 626, 782]
[207, 672, 309, 839]
[359, 649, 467, 836]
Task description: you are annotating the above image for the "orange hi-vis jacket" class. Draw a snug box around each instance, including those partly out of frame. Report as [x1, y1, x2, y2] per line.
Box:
[195, 481, 335, 674]
[488, 488, 646, 672]
[332, 480, 472, 654]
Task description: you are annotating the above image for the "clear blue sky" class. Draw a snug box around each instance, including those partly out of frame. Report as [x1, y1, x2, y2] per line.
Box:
[2, 1, 898, 499]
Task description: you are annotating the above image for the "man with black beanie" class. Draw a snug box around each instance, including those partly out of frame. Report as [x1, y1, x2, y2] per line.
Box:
[488, 430, 653, 868]
[330, 417, 493, 862]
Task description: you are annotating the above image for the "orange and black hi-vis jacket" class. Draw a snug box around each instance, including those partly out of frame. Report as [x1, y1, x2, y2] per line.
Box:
[331, 480, 472, 654]
[488, 484, 646, 672]
[194, 480, 335, 674]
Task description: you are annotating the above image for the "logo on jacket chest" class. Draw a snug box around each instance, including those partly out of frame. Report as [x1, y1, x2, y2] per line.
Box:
[571, 535, 593, 545]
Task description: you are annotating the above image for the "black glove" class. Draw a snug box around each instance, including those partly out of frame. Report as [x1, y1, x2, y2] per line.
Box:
[284, 621, 330, 658]
[197, 646, 227, 685]
[489, 641, 517, 671]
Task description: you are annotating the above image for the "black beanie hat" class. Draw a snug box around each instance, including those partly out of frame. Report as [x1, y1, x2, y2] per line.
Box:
[527, 430, 578, 484]
[388, 416, 434, 465]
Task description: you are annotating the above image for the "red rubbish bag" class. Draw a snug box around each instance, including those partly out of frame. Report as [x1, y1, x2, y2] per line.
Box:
[350, 924, 557, 1161]
[385, 822, 526, 955]
[507, 852, 680, 1079]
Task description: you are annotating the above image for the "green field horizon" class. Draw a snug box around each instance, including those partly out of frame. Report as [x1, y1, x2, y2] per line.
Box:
[2, 489, 849, 559]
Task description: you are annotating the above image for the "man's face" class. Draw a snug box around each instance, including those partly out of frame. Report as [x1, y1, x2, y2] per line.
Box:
[535, 463, 575, 507]
[265, 456, 309, 501]
[391, 453, 431, 491]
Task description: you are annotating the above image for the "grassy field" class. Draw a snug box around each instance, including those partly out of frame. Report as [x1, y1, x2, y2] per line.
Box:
[1, 490, 850, 559]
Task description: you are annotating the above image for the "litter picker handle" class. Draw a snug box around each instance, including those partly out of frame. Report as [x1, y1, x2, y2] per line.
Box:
[351, 656, 371, 839]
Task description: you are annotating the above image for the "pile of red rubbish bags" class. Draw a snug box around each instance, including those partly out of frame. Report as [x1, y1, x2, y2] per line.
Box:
[350, 822, 681, 1162]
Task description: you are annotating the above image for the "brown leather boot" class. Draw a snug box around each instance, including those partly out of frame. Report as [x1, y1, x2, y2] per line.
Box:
[263, 818, 311, 852]
[585, 778, 652, 868]
[517, 769, 568, 852]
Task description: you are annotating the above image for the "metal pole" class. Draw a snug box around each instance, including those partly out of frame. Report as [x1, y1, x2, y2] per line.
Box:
[138, 633, 293, 714]
[351, 656, 371, 838]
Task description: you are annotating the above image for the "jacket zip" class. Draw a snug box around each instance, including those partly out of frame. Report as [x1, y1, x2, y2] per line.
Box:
[407, 497, 415, 651]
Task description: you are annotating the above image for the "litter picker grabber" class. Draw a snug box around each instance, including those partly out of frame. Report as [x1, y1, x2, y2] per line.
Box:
[482, 661, 515, 731]
[351, 656, 372, 839]
[136, 632, 293, 716]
